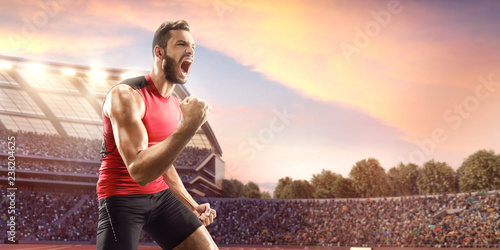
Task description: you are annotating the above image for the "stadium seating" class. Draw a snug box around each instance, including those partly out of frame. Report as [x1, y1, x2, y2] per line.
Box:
[205, 192, 500, 248]
[1, 187, 499, 247]
[1, 130, 499, 247]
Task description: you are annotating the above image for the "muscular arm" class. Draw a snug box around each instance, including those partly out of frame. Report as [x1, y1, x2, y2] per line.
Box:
[164, 167, 217, 226]
[163, 166, 198, 210]
[104, 84, 209, 186]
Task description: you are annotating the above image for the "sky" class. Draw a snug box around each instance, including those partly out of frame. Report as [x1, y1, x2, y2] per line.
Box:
[1, 0, 500, 193]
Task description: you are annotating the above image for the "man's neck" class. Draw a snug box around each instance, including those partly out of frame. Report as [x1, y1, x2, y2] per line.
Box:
[149, 69, 175, 98]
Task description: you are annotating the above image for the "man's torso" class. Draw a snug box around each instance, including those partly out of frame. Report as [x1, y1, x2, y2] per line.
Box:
[97, 75, 181, 199]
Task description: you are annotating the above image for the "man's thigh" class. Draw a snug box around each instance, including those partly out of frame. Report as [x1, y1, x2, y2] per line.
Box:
[174, 226, 219, 250]
[143, 189, 204, 249]
[96, 195, 150, 250]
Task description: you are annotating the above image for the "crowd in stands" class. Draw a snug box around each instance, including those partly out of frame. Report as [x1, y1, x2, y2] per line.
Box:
[206, 192, 500, 248]
[0, 130, 101, 161]
[2, 187, 498, 248]
[0, 131, 211, 176]
[0, 131, 210, 166]
[174, 147, 211, 168]
[0, 157, 200, 183]
[0, 189, 86, 241]
[0, 158, 99, 175]
[3, 130, 499, 247]
[179, 171, 199, 182]
[56, 194, 98, 241]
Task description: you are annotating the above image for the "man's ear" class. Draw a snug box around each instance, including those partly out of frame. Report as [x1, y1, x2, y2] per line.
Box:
[154, 46, 163, 58]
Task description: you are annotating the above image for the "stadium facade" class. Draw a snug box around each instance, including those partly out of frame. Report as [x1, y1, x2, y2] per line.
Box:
[0, 55, 224, 197]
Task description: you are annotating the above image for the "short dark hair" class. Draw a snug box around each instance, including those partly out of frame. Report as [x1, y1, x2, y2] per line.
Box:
[152, 20, 190, 56]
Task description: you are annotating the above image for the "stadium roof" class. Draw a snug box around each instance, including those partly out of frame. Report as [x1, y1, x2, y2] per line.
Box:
[0, 55, 222, 156]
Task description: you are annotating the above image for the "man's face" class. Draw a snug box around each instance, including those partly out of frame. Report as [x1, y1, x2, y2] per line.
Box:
[162, 29, 195, 84]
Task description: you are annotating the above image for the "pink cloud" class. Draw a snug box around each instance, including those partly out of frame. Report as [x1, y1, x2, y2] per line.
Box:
[1, 0, 499, 174]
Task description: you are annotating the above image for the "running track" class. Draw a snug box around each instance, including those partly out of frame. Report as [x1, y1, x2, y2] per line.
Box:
[0, 244, 310, 250]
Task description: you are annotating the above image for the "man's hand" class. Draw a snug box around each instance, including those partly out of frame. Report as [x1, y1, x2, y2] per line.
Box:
[180, 95, 211, 131]
[194, 203, 216, 226]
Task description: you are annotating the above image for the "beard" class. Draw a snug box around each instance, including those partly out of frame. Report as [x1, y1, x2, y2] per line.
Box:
[162, 54, 187, 85]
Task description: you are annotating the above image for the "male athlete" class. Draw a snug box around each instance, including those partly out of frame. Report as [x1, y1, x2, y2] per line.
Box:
[97, 20, 218, 249]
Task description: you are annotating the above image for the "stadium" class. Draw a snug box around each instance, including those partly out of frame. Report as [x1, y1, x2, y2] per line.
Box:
[0, 54, 226, 246]
[1, 55, 499, 250]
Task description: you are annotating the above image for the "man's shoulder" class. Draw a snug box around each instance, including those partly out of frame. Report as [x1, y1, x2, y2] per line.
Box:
[102, 76, 148, 118]
[120, 75, 148, 90]
[105, 75, 146, 98]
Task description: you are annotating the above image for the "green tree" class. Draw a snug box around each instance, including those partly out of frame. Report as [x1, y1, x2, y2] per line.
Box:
[387, 162, 419, 196]
[273, 177, 314, 199]
[387, 167, 403, 196]
[261, 191, 272, 199]
[221, 179, 235, 198]
[231, 179, 245, 197]
[349, 158, 391, 198]
[458, 149, 500, 192]
[274, 177, 293, 199]
[332, 177, 358, 198]
[243, 181, 261, 198]
[311, 169, 341, 198]
[417, 160, 457, 195]
[221, 179, 245, 198]
[288, 180, 314, 199]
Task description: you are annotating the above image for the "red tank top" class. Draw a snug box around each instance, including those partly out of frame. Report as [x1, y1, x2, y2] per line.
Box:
[97, 75, 181, 199]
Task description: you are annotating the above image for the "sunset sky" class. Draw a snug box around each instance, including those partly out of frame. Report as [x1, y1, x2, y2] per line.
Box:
[1, 0, 499, 193]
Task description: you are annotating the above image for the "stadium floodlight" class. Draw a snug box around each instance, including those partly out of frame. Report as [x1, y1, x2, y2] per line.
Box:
[61, 68, 76, 76]
[26, 63, 45, 74]
[89, 68, 108, 80]
[0, 60, 12, 69]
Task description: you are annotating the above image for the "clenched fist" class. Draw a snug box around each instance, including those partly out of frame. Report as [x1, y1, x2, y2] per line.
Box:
[180, 95, 211, 131]
[194, 203, 217, 226]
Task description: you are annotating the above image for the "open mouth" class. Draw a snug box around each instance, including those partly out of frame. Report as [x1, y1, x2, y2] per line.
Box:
[179, 58, 193, 77]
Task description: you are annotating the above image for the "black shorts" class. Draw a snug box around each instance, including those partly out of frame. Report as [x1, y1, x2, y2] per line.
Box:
[96, 189, 203, 250]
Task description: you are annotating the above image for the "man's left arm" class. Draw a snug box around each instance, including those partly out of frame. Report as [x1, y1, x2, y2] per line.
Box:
[162, 166, 216, 226]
